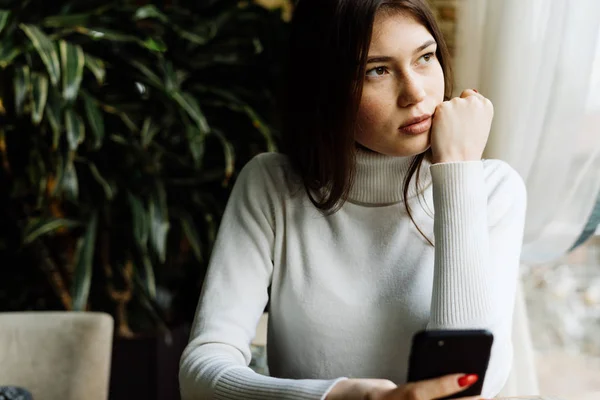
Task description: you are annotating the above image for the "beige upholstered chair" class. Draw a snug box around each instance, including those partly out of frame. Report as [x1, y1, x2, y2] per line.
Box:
[0, 312, 114, 400]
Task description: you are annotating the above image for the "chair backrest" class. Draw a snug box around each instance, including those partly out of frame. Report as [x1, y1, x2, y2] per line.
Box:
[0, 312, 114, 400]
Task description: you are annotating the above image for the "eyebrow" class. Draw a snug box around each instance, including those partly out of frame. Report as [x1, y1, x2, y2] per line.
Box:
[367, 39, 437, 63]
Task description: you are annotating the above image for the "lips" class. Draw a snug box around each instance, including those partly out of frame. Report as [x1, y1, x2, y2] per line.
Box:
[399, 114, 432, 135]
[400, 114, 431, 128]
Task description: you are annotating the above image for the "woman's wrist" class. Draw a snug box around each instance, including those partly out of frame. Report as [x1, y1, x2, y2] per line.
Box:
[325, 379, 355, 399]
[431, 155, 482, 164]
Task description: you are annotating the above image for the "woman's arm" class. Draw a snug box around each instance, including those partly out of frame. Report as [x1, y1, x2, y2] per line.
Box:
[428, 159, 527, 397]
[179, 154, 345, 400]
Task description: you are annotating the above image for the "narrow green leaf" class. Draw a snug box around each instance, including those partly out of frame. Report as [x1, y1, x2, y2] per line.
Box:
[51, 151, 78, 200]
[75, 27, 162, 52]
[0, 39, 21, 68]
[128, 193, 157, 300]
[189, 53, 245, 69]
[62, 156, 79, 201]
[27, 149, 42, 190]
[59, 41, 84, 103]
[210, 102, 275, 151]
[74, 27, 140, 43]
[84, 54, 105, 85]
[129, 59, 162, 88]
[138, 251, 157, 299]
[171, 25, 210, 45]
[175, 70, 189, 87]
[100, 104, 138, 132]
[128, 192, 148, 248]
[0, 10, 10, 35]
[82, 92, 104, 149]
[141, 117, 160, 148]
[43, 4, 114, 28]
[108, 134, 127, 145]
[51, 152, 65, 197]
[71, 212, 98, 311]
[142, 37, 167, 52]
[133, 5, 211, 45]
[118, 112, 138, 133]
[243, 105, 276, 152]
[65, 108, 85, 150]
[211, 129, 235, 186]
[23, 217, 81, 244]
[179, 212, 203, 263]
[196, 85, 239, 102]
[133, 273, 165, 328]
[162, 60, 178, 93]
[33, 152, 47, 209]
[172, 91, 210, 134]
[42, 13, 91, 28]
[134, 5, 168, 23]
[186, 124, 205, 168]
[47, 87, 62, 149]
[202, 95, 276, 151]
[14, 65, 30, 116]
[20, 24, 60, 86]
[252, 38, 263, 55]
[31, 72, 48, 125]
[85, 160, 113, 200]
[204, 212, 217, 246]
[197, 86, 277, 151]
[149, 184, 169, 263]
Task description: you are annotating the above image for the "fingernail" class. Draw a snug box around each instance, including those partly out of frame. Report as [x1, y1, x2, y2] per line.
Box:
[458, 374, 478, 387]
[472, 89, 479, 93]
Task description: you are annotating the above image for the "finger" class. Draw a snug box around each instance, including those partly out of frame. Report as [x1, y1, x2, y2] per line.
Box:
[459, 89, 481, 99]
[404, 373, 478, 399]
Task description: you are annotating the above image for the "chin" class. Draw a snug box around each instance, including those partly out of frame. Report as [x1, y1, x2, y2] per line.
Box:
[384, 139, 431, 158]
[356, 132, 431, 158]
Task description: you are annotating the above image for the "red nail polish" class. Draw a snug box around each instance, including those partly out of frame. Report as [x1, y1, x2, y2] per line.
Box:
[473, 89, 478, 93]
[458, 374, 479, 387]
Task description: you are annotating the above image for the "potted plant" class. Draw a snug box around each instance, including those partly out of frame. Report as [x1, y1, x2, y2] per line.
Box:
[0, 0, 290, 398]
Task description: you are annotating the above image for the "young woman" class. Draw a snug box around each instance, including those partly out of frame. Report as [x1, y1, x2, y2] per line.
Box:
[179, 0, 527, 399]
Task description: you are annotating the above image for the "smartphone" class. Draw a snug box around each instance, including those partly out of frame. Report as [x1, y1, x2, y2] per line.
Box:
[406, 329, 494, 399]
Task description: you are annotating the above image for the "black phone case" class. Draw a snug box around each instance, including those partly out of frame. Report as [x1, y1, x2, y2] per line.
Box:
[407, 329, 494, 399]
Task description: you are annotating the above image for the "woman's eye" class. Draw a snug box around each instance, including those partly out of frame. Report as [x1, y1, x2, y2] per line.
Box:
[366, 66, 388, 77]
[418, 52, 435, 65]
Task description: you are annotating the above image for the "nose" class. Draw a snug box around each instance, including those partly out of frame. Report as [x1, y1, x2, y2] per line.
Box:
[397, 73, 426, 108]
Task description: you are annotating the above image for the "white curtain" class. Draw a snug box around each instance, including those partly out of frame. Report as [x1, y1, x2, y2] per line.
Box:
[454, 1, 600, 397]
[454, 0, 600, 264]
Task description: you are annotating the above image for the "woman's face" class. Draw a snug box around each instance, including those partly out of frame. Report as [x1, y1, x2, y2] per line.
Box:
[355, 11, 445, 157]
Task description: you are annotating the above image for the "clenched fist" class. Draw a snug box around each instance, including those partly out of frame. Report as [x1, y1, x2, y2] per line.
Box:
[430, 89, 494, 164]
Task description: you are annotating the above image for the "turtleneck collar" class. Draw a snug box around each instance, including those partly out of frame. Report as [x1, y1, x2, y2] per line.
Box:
[347, 148, 432, 205]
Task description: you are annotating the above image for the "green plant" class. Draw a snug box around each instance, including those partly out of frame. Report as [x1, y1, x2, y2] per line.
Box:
[0, 0, 289, 336]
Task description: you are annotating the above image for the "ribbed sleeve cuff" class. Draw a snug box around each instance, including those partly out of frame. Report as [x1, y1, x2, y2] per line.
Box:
[214, 368, 347, 400]
[428, 161, 493, 328]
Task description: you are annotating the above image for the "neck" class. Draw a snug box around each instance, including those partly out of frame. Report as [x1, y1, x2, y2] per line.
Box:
[348, 148, 431, 205]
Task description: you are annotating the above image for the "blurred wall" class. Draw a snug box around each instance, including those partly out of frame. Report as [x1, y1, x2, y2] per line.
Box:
[427, 0, 459, 56]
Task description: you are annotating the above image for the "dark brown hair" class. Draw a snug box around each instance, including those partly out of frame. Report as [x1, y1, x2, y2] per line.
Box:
[281, 0, 453, 244]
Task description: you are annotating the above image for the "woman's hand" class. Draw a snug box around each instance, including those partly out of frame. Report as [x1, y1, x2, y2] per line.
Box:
[430, 89, 494, 164]
[325, 373, 487, 400]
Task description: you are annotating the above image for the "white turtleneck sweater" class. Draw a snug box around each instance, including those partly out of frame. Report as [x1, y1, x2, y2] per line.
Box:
[179, 150, 527, 400]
